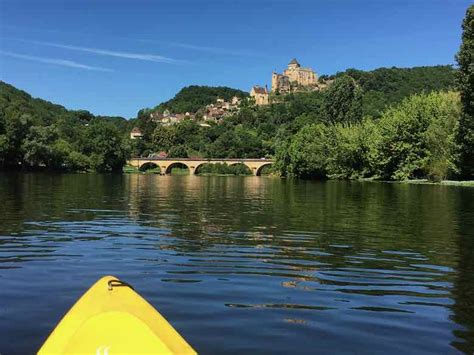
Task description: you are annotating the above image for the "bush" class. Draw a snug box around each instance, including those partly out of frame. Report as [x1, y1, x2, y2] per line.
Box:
[325, 119, 380, 179]
[286, 124, 329, 178]
[196, 162, 252, 175]
[375, 91, 460, 180]
[277, 91, 460, 181]
[66, 151, 91, 171]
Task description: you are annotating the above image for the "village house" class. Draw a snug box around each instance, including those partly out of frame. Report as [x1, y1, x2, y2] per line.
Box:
[202, 96, 241, 122]
[150, 109, 196, 126]
[250, 86, 269, 106]
[130, 127, 143, 139]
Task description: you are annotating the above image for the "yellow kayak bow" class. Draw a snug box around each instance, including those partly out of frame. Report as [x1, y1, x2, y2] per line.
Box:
[38, 276, 196, 355]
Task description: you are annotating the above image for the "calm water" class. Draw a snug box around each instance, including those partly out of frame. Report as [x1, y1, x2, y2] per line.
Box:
[0, 173, 473, 354]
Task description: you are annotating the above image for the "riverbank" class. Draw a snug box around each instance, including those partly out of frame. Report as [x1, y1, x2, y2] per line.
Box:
[397, 179, 474, 187]
[122, 166, 474, 185]
[356, 177, 474, 187]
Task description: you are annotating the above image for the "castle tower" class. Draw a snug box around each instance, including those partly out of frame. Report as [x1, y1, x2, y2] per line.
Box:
[283, 58, 317, 87]
[287, 58, 301, 70]
[271, 72, 280, 92]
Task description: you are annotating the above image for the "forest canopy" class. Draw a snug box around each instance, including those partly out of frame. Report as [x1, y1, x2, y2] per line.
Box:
[0, 81, 132, 172]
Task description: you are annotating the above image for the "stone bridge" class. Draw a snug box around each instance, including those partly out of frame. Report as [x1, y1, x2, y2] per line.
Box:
[127, 158, 274, 176]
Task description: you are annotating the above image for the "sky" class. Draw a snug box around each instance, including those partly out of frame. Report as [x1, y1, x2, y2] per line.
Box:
[0, 0, 471, 118]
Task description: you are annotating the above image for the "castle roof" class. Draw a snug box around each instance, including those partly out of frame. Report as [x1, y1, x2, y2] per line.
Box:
[289, 58, 300, 66]
[252, 86, 267, 94]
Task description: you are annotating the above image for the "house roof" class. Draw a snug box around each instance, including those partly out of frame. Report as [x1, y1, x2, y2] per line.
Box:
[131, 127, 142, 134]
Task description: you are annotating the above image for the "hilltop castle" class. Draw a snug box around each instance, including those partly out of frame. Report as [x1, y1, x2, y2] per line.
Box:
[251, 58, 329, 105]
[272, 58, 317, 93]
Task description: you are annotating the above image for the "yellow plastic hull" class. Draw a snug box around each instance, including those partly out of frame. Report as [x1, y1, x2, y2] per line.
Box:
[38, 276, 196, 355]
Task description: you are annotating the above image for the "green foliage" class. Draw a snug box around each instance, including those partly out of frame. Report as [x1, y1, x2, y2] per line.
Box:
[375, 92, 460, 180]
[325, 119, 380, 179]
[196, 163, 252, 175]
[138, 162, 161, 173]
[455, 5, 474, 179]
[286, 124, 329, 178]
[0, 81, 130, 172]
[153, 85, 248, 114]
[278, 91, 461, 181]
[22, 126, 59, 168]
[323, 75, 363, 123]
[65, 151, 91, 171]
[423, 92, 460, 181]
[168, 145, 188, 158]
[332, 65, 456, 117]
[83, 121, 129, 172]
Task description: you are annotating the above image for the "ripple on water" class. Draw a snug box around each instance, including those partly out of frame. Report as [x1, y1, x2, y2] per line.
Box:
[0, 176, 472, 355]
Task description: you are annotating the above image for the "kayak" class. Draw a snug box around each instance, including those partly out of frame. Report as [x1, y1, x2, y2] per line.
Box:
[38, 276, 197, 355]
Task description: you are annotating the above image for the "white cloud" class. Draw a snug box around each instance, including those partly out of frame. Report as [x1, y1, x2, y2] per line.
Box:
[0, 50, 114, 72]
[22, 39, 185, 64]
[139, 39, 271, 58]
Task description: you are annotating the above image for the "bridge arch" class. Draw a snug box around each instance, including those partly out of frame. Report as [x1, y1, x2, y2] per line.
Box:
[193, 162, 211, 175]
[138, 161, 160, 172]
[255, 163, 273, 176]
[165, 162, 190, 175]
[228, 162, 253, 175]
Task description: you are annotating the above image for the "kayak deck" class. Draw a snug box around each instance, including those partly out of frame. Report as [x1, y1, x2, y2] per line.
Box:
[38, 276, 196, 354]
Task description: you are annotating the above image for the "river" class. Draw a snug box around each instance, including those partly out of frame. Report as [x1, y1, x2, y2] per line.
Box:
[0, 173, 473, 354]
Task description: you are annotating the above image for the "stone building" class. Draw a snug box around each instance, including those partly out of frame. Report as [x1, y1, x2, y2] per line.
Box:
[271, 73, 291, 94]
[272, 58, 317, 93]
[130, 127, 143, 139]
[203, 96, 241, 122]
[150, 109, 195, 126]
[250, 58, 324, 106]
[250, 85, 269, 106]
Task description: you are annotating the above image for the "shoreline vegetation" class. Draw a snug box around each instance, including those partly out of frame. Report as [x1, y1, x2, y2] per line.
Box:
[0, 5, 472, 184]
[121, 165, 474, 186]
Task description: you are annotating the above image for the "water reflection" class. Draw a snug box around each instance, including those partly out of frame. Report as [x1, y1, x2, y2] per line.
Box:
[0, 173, 473, 354]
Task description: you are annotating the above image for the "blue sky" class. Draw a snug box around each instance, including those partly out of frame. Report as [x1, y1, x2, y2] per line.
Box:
[0, 0, 471, 118]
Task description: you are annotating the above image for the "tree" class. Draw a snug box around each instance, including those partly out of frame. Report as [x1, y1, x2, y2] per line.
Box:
[155, 86, 248, 114]
[325, 119, 380, 179]
[4, 113, 32, 166]
[455, 5, 474, 179]
[0, 134, 8, 168]
[424, 92, 460, 181]
[375, 92, 460, 180]
[286, 124, 329, 178]
[22, 126, 59, 168]
[168, 145, 188, 158]
[152, 125, 174, 151]
[83, 121, 128, 172]
[323, 75, 363, 123]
